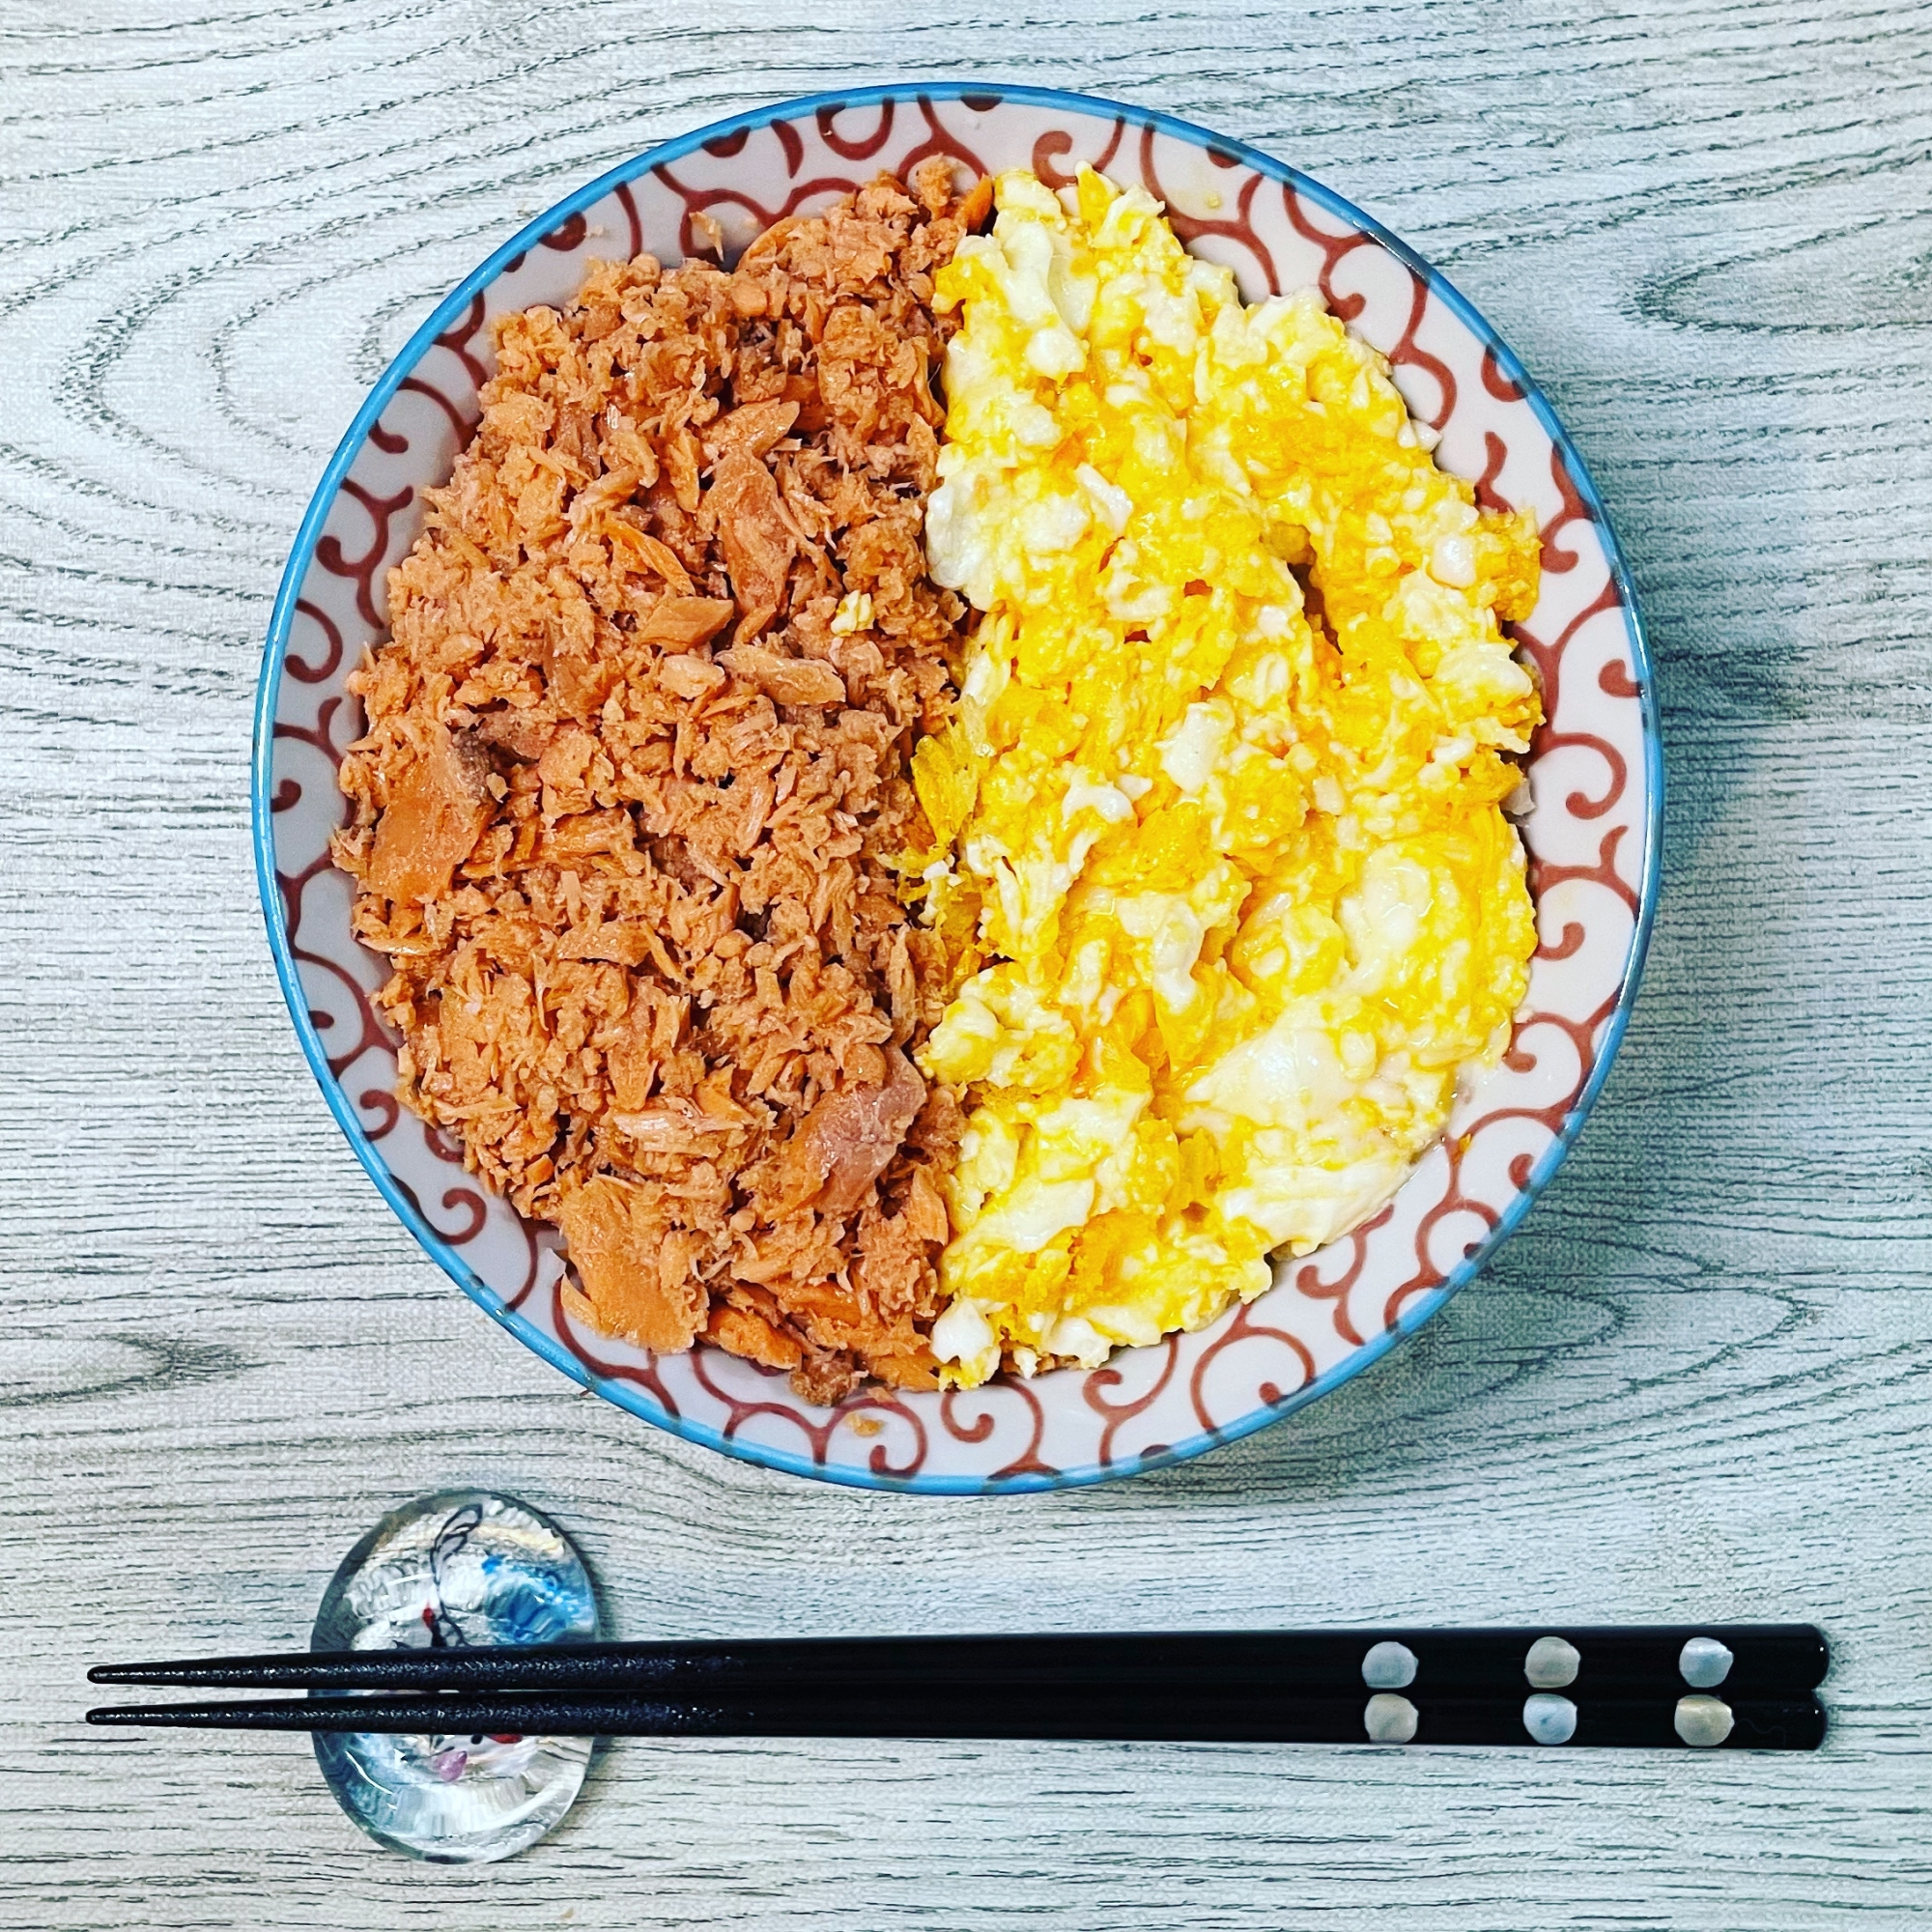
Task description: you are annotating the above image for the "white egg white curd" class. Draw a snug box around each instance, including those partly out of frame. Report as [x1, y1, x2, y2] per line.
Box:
[909, 167, 1543, 1389]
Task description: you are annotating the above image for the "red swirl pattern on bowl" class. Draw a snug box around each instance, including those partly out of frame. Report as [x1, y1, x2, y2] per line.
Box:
[257, 88, 1658, 1492]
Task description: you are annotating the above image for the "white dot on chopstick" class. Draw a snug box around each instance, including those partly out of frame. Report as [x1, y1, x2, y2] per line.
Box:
[1679, 1636, 1734, 1689]
[1361, 1640, 1418, 1690]
[1674, 1694, 1735, 1747]
[1522, 1693, 1578, 1745]
[1524, 1635, 1580, 1689]
[1363, 1692, 1419, 1743]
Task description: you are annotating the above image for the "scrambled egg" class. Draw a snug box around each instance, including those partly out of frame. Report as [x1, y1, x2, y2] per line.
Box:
[914, 168, 1543, 1388]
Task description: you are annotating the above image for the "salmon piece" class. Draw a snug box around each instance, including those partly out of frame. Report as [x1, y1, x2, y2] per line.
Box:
[791, 1348, 866, 1406]
[702, 398, 799, 465]
[708, 1304, 804, 1372]
[554, 920, 655, 966]
[605, 519, 694, 592]
[665, 427, 702, 513]
[547, 639, 618, 721]
[638, 596, 736, 648]
[709, 448, 795, 642]
[657, 652, 727, 699]
[718, 645, 846, 709]
[780, 372, 831, 436]
[959, 174, 994, 232]
[536, 724, 601, 805]
[868, 1349, 940, 1392]
[541, 808, 633, 859]
[900, 1163, 950, 1246]
[605, 996, 660, 1111]
[781, 1046, 926, 1217]
[365, 726, 493, 902]
[474, 708, 554, 761]
[556, 1176, 706, 1352]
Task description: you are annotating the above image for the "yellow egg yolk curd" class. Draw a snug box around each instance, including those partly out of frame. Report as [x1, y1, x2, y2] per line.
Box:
[912, 167, 1543, 1388]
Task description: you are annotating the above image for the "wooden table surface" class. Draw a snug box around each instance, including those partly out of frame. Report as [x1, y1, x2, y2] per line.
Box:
[6, 2, 1928, 1925]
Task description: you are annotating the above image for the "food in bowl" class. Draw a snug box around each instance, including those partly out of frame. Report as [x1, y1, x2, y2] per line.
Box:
[914, 169, 1540, 1386]
[330, 159, 1541, 1405]
[332, 166, 975, 1405]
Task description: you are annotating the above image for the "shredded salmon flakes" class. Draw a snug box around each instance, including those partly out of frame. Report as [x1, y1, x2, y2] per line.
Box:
[332, 167, 978, 1404]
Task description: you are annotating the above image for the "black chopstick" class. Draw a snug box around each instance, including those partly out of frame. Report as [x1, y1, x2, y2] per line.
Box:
[88, 1624, 1828, 1699]
[83, 1689, 1827, 1748]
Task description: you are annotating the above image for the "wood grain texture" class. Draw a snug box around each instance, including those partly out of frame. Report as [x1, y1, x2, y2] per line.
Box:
[3, 0, 1929, 1924]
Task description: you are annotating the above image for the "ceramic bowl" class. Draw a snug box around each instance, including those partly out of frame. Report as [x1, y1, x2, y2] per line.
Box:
[254, 84, 1660, 1492]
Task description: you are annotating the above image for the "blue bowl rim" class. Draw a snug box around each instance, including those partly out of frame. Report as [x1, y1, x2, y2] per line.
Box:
[251, 80, 1663, 1496]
